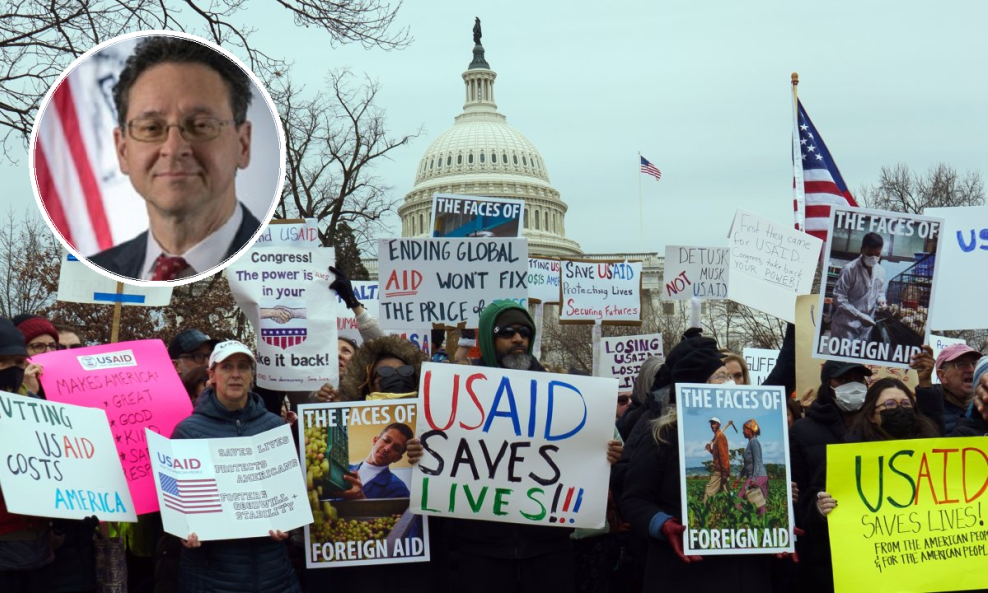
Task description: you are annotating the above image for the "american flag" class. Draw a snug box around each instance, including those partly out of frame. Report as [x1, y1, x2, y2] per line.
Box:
[262, 327, 307, 349]
[793, 100, 857, 243]
[640, 156, 662, 181]
[159, 474, 222, 514]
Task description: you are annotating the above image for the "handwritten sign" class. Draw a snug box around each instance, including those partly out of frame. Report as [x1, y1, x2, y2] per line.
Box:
[0, 393, 136, 521]
[377, 238, 528, 329]
[228, 245, 338, 390]
[528, 258, 561, 304]
[826, 437, 988, 593]
[598, 334, 664, 394]
[814, 207, 942, 369]
[58, 253, 172, 306]
[336, 281, 429, 354]
[410, 362, 615, 528]
[924, 206, 987, 331]
[675, 383, 794, 555]
[299, 400, 430, 568]
[253, 218, 321, 248]
[663, 246, 729, 301]
[37, 340, 192, 515]
[431, 193, 524, 238]
[148, 424, 312, 541]
[559, 259, 642, 325]
[727, 209, 822, 323]
[930, 335, 968, 385]
[743, 348, 779, 386]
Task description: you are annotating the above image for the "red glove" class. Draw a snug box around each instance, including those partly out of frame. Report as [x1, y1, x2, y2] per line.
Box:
[660, 518, 703, 564]
[775, 527, 805, 564]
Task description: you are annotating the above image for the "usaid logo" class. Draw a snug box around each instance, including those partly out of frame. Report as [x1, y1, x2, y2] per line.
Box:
[78, 350, 137, 370]
[156, 454, 202, 470]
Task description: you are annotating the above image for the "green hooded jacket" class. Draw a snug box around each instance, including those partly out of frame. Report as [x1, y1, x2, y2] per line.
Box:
[477, 301, 535, 367]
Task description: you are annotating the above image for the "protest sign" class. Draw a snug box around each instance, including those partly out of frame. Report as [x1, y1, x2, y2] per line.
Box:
[430, 193, 524, 238]
[227, 245, 338, 390]
[813, 207, 942, 369]
[663, 246, 729, 301]
[58, 253, 172, 306]
[559, 259, 642, 325]
[528, 258, 561, 304]
[675, 383, 794, 555]
[377, 238, 528, 329]
[37, 341, 193, 515]
[299, 400, 430, 568]
[410, 362, 616, 529]
[598, 334, 664, 394]
[727, 210, 822, 323]
[252, 218, 321, 248]
[930, 335, 968, 385]
[0, 393, 136, 521]
[147, 424, 312, 541]
[826, 437, 988, 593]
[335, 281, 430, 354]
[925, 206, 988, 331]
[743, 348, 779, 386]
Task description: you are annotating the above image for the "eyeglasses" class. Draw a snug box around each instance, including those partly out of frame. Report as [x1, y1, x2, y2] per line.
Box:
[709, 372, 733, 383]
[878, 399, 913, 411]
[57, 344, 87, 350]
[126, 116, 234, 143]
[617, 396, 631, 406]
[179, 353, 210, 364]
[26, 342, 59, 354]
[494, 326, 532, 340]
[376, 365, 415, 379]
[945, 360, 977, 371]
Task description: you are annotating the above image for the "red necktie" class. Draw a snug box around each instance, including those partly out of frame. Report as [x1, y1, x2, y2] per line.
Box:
[151, 255, 190, 281]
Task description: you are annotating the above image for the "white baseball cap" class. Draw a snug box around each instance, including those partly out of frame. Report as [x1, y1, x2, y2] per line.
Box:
[208, 340, 256, 367]
[709, 417, 721, 424]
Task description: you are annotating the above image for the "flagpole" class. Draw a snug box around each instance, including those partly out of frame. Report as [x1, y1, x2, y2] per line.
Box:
[638, 151, 644, 252]
[791, 72, 806, 233]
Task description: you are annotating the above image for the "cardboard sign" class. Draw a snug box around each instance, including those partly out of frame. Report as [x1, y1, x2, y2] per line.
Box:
[930, 335, 969, 385]
[743, 348, 780, 386]
[148, 424, 312, 541]
[727, 210, 822, 323]
[559, 259, 643, 325]
[675, 383, 794, 555]
[336, 281, 429, 354]
[528, 258, 561, 304]
[377, 238, 528, 329]
[37, 341, 193, 515]
[410, 362, 616, 528]
[299, 400, 430, 568]
[663, 246, 729, 301]
[826, 437, 988, 593]
[925, 206, 988, 330]
[813, 207, 943, 369]
[0, 393, 137, 521]
[431, 193, 524, 238]
[57, 253, 172, 306]
[227, 246, 338, 390]
[598, 334, 664, 394]
[253, 218, 321, 248]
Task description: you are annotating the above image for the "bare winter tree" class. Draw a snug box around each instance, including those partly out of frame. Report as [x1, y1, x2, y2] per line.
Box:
[0, 0, 409, 158]
[0, 208, 61, 317]
[860, 163, 985, 213]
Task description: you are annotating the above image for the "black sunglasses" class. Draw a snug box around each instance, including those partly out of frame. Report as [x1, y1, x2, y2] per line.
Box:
[376, 365, 415, 379]
[494, 326, 532, 340]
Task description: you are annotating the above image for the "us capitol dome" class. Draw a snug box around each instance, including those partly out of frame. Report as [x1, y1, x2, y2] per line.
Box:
[397, 27, 583, 257]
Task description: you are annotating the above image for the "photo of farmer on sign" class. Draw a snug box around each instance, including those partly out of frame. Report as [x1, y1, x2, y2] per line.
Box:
[814, 206, 942, 369]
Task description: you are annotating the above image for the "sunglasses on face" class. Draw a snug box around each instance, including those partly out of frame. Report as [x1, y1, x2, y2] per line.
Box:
[494, 326, 532, 340]
[376, 365, 415, 379]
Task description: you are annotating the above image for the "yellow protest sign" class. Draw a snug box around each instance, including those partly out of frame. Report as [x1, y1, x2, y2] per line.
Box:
[826, 438, 988, 593]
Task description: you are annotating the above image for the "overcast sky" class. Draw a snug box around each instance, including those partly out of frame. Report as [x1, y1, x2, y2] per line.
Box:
[3, 1, 986, 257]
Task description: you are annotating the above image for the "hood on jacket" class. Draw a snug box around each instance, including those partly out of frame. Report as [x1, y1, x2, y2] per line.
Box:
[194, 386, 269, 422]
[478, 301, 535, 367]
[339, 335, 427, 401]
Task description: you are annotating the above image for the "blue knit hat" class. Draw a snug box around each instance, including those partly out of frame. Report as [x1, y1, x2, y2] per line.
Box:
[965, 356, 988, 419]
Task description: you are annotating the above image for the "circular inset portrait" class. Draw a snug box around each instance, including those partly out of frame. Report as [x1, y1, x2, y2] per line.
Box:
[30, 31, 284, 285]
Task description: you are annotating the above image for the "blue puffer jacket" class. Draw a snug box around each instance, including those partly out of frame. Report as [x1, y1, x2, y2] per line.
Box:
[171, 388, 301, 593]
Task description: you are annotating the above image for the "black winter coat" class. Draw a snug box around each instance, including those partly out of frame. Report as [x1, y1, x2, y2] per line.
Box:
[171, 388, 300, 593]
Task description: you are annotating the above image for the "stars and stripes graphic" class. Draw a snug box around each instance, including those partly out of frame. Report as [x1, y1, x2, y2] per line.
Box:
[262, 327, 307, 349]
[793, 100, 857, 243]
[159, 474, 222, 515]
[640, 156, 662, 181]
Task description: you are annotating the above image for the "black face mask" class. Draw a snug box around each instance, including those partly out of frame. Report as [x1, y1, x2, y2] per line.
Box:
[0, 367, 25, 393]
[879, 407, 916, 439]
[377, 372, 417, 394]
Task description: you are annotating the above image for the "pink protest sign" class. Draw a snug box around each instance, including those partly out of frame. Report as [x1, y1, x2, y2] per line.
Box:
[36, 340, 193, 515]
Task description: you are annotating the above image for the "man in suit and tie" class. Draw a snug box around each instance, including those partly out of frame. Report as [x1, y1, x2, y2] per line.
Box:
[89, 35, 262, 281]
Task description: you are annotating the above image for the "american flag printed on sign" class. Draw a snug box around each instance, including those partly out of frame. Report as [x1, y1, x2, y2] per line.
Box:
[261, 327, 308, 349]
[793, 100, 858, 243]
[159, 474, 222, 514]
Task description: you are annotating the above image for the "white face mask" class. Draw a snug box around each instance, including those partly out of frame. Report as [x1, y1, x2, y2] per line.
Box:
[833, 381, 868, 412]
[720, 380, 736, 387]
[863, 255, 880, 267]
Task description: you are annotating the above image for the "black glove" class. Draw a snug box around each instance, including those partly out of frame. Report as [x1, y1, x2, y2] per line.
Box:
[329, 266, 361, 310]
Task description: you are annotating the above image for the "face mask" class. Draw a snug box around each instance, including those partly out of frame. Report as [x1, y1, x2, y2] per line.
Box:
[833, 382, 868, 412]
[377, 373, 417, 394]
[879, 407, 916, 439]
[863, 255, 880, 266]
[0, 367, 25, 393]
[721, 380, 736, 387]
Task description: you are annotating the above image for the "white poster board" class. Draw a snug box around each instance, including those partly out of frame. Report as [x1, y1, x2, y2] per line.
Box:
[727, 210, 822, 323]
[598, 334, 664, 394]
[528, 258, 561, 304]
[924, 206, 988, 330]
[430, 193, 525, 238]
[930, 334, 968, 385]
[559, 259, 643, 324]
[0, 393, 137, 521]
[57, 253, 172, 306]
[663, 246, 729, 300]
[377, 238, 528, 329]
[743, 348, 780, 386]
[336, 281, 429, 354]
[410, 362, 615, 528]
[148, 424, 312, 541]
[253, 219, 321, 248]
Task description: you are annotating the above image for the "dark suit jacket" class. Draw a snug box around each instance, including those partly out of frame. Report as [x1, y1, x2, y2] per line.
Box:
[89, 203, 262, 280]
